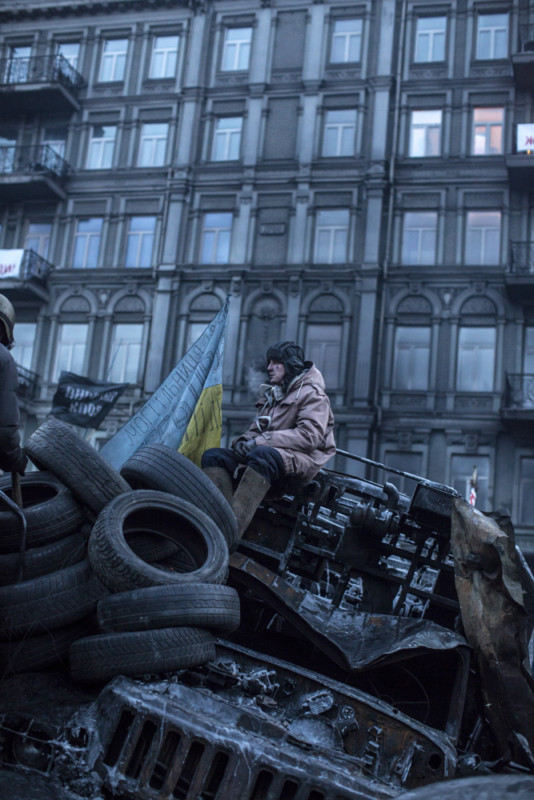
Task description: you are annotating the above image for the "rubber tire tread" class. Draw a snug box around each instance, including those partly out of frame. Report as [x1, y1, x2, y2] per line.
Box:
[88, 490, 229, 592]
[0, 532, 86, 585]
[0, 560, 108, 639]
[0, 471, 87, 553]
[70, 626, 215, 683]
[97, 583, 240, 633]
[120, 444, 239, 549]
[0, 621, 94, 675]
[25, 418, 130, 516]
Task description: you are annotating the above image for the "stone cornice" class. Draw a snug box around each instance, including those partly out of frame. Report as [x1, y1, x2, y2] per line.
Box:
[0, 0, 203, 22]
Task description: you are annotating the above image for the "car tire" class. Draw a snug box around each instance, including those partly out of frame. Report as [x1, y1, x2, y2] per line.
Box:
[70, 626, 216, 683]
[120, 444, 239, 550]
[0, 560, 107, 640]
[0, 620, 94, 675]
[25, 418, 130, 516]
[0, 471, 87, 553]
[88, 490, 229, 592]
[0, 531, 86, 585]
[97, 583, 240, 633]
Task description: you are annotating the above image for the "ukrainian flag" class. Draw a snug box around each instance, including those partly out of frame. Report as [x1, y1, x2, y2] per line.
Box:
[101, 296, 229, 470]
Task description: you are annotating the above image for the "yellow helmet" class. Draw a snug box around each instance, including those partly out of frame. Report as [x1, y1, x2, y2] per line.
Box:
[0, 294, 15, 347]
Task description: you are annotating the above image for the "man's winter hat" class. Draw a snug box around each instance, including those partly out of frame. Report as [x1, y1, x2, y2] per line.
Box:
[266, 341, 306, 378]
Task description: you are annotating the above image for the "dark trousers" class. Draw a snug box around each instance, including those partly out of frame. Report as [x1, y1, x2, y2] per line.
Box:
[201, 445, 285, 483]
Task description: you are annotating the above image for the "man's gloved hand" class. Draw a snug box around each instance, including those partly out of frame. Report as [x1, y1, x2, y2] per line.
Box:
[232, 438, 257, 458]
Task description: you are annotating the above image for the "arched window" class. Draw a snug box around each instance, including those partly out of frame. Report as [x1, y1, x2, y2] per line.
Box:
[456, 296, 497, 392]
[305, 294, 344, 388]
[391, 295, 433, 391]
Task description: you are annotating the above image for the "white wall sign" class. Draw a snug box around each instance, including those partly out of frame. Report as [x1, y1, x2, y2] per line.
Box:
[0, 250, 24, 279]
[517, 123, 534, 153]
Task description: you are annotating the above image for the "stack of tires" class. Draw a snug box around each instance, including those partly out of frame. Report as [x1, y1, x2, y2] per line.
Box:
[0, 418, 240, 684]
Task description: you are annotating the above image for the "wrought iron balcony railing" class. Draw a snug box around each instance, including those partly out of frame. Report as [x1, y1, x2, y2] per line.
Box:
[510, 242, 534, 275]
[15, 364, 40, 402]
[18, 249, 55, 282]
[503, 373, 534, 410]
[0, 54, 83, 91]
[0, 144, 70, 180]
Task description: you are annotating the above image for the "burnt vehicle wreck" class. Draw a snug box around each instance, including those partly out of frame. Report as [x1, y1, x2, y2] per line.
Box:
[0, 428, 533, 800]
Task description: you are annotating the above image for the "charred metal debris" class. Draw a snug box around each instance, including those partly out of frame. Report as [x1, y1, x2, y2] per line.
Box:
[0, 458, 533, 800]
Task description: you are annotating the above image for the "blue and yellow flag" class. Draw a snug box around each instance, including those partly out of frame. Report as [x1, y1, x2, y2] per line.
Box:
[101, 297, 229, 470]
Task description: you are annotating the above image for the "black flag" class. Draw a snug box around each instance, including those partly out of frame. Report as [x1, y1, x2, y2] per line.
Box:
[51, 372, 127, 429]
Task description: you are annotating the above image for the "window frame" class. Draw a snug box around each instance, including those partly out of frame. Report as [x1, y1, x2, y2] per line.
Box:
[220, 26, 253, 72]
[211, 116, 243, 161]
[409, 109, 442, 157]
[456, 325, 497, 392]
[329, 17, 363, 64]
[137, 122, 169, 167]
[125, 215, 157, 268]
[148, 34, 180, 80]
[321, 108, 357, 157]
[472, 106, 504, 156]
[392, 325, 432, 391]
[413, 15, 447, 63]
[107, 322, 144, 384]
[464, 210, 501, 266]
[24, 221, 52, 260]
[401, 211, 438, 265]
[53, 321, 89, 381]
[86, 124, 116, 170]
[72, 217, 103, 269]
[313, 209, 350, 264]
[476, 11, 509, 60]
[199, 211, 234, 264]
[98, 37, 128, 83]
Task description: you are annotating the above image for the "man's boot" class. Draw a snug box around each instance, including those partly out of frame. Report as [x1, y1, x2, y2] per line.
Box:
[231, 467, 271, 538]
[202, 467, 234, 505]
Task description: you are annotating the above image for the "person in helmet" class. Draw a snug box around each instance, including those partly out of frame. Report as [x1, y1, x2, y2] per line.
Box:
[201, 341, 336, 541]
[0, 294, 27, 475]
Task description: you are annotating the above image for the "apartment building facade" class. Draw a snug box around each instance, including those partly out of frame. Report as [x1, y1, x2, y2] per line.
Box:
[1, 0, 534, 556]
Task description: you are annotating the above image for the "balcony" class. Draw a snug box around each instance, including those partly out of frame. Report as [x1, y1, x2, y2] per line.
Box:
[505, 241, 534, 298]
[501, 374, 534, 421]
[16, 365, 40, 403]
[512, 25, 534, 90]
[0, 249, 54, 303]
[0, 54, 83, 114]
[0, 144, 70, 201]
[505, 125, 534, 187]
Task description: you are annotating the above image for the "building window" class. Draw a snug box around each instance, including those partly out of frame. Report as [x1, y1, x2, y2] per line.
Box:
[149, 35, 179, 79]
[43, 127, 66, 160]
[73, 218, 102, 268]
[472, 107, 503, 155]
[108, 323, 143, 383]
[221, 27, 252, 71]
[57, 42, 80, 69]
[200, 212, 233, 264]
[314, 209, 349, 264]
[476, 13, 508, 60]
[456, 327, 496, 391]
[4, 45, 31, 83]
[305, 323, 342, 388]
[409, 110, 442, 157]
[0, 135, 16, 172]
[53, 323, 88, 380]
[401, 212, 437, 265]
[414, 16, 446, 62]
[393, 326, 431, 390]
[212, 117, 242, 161]
[330, 18, 362, 63]
[86, 125, 116, 169]
[99, 38, 128, 82]
[13, 322, 36, 371]
[524, 327, 534, 373]
[518, 457, 534, 525]
[465, 211, 501, 265]
[125, 216, 156, 267]
[137, 123, 168, 167]
[24, 222, 51, 259]
[451, 455, 489, 510]
[322, 109, 357, 157]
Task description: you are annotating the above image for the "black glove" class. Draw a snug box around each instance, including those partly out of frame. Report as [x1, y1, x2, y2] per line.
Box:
[233, 438, 257, 458]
